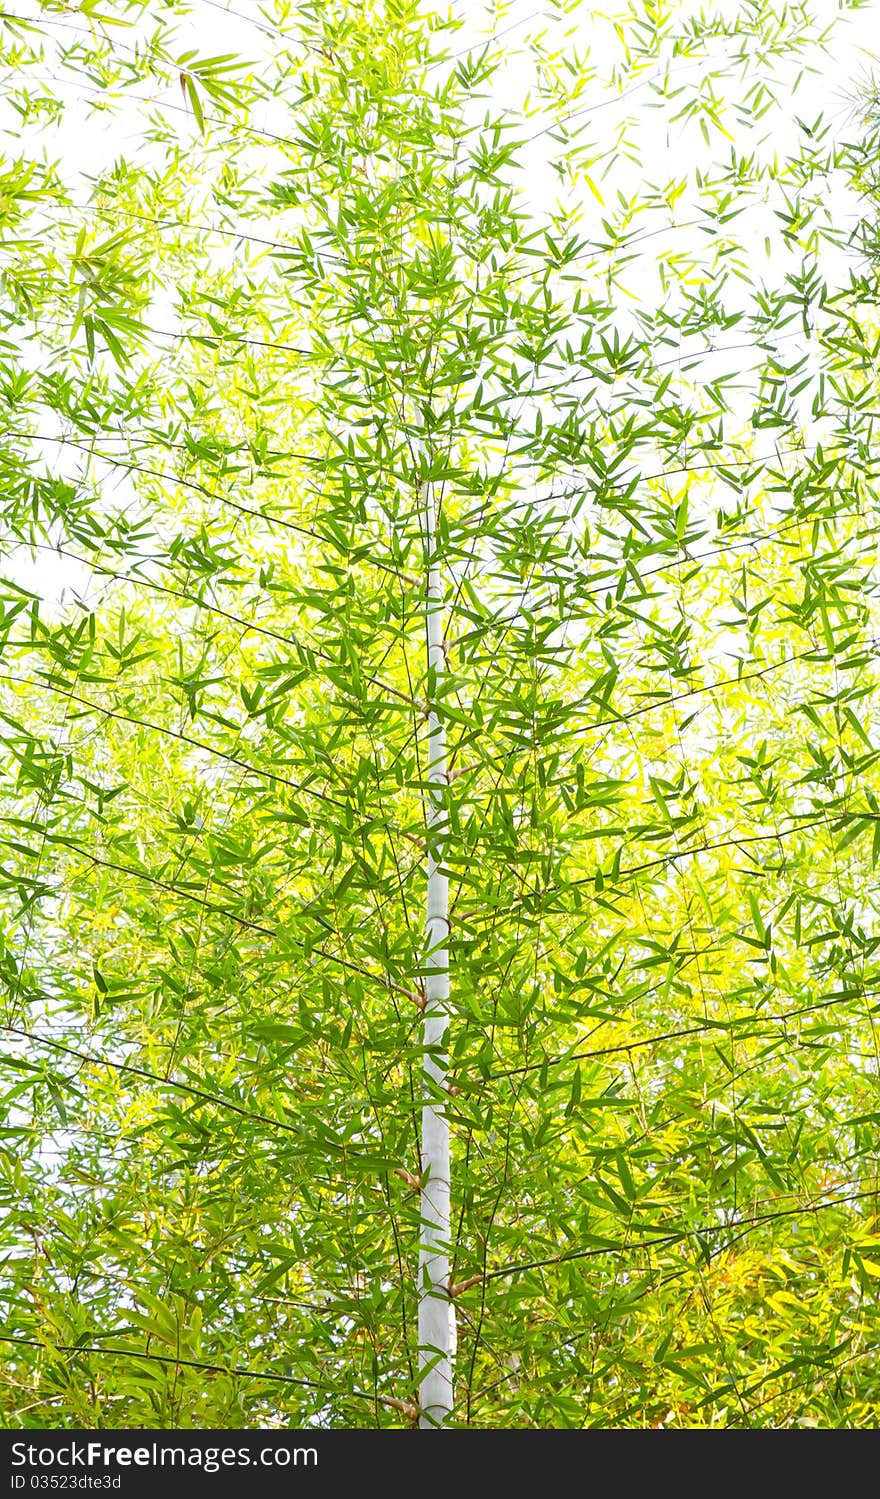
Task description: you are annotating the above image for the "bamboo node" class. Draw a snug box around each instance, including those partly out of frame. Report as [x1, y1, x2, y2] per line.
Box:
[393, 1167, 423, 1192]
[382, 1395, 420, 1422]
[447, 1274, 482, 1298]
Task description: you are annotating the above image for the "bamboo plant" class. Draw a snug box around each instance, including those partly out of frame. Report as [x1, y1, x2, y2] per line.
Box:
[1, 0, 880, 1429]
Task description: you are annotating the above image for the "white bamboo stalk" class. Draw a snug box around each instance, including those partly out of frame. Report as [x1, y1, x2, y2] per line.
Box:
[418, 476, 455, 1428]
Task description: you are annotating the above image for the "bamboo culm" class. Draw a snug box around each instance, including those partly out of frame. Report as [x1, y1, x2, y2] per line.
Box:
[417, 477, 456, 1428]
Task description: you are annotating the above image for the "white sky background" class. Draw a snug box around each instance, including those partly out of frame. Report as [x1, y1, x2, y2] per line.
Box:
[3, 0, 880, 613]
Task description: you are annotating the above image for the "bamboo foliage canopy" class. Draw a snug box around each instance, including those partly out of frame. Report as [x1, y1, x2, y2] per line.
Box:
[2, 0, 880, 1427]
